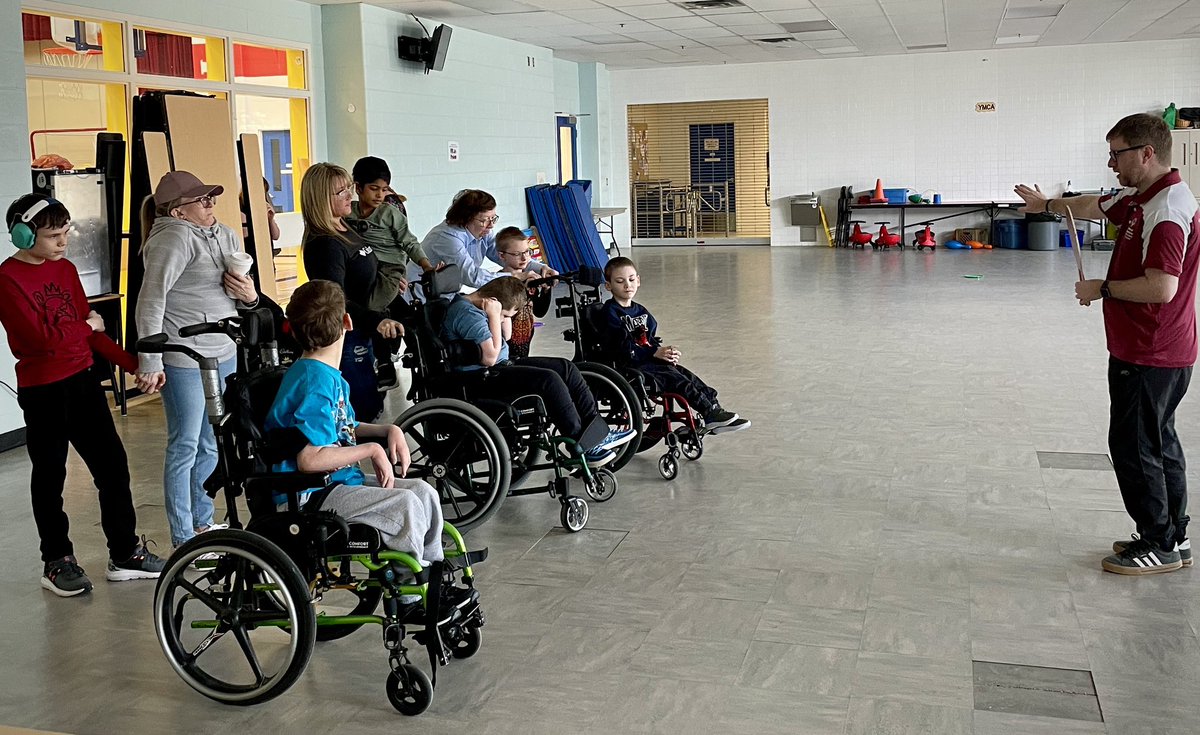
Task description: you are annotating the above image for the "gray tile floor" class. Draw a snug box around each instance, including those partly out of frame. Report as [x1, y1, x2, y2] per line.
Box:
[2, 245, 1199, 734]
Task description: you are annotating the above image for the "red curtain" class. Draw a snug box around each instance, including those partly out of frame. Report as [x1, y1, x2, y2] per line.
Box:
[22, 14, 52, 42]
[138, 31, 193, 78]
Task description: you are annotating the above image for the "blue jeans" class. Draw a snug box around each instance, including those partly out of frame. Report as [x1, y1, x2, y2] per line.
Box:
[161, 358, 235, 546]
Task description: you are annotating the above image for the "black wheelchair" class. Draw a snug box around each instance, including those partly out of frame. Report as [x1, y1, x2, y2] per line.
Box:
[555, 276, 711, 481]
[396, 266, 626, 533]
[138, 310, 486, 715]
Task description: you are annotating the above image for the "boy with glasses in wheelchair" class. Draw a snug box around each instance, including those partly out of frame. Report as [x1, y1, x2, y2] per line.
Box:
[441, 277, 635, 466]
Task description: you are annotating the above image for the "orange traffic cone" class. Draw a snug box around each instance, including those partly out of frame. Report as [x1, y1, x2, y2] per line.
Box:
[870, 179, 887, 203]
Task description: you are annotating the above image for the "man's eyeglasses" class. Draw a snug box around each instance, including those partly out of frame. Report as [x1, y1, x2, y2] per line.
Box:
[500, 249, 531, 259]
[1108, 145, 1146, 163]
[181, 195, 215, 208]
[475, 215, 500, 226]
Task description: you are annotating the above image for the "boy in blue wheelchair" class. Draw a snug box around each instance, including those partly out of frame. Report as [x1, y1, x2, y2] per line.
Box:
[264, 279, 444, 566]
[601, 257, 749, 434]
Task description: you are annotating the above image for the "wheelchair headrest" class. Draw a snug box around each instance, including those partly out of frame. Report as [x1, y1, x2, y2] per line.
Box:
[424, 264, 463, 297]
[578, 265, 604, 288]
[240, 308, 276, 347]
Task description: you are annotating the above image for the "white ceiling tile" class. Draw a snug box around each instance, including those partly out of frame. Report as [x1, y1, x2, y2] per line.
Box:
[625, 28, 687, 40]
[760, 9, 828, 23]
[679, 25, 736, 38]
[619, 4, 691, 19]
[451, 0, 543, 12]
[730, 22, 788, 36]
[651, 15, 719, 29]
[713, 11, 775, 26]
[594, 18, 663, 33]
[703, 35, 750, 46]
[560, 6, 637, 21]
[740, 0, 815, 10]
[520, 0, 607, 9]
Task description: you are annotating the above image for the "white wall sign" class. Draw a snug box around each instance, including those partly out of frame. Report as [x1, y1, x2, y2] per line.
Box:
[975, 102, 997, 113]
[448, 141, 460, 161]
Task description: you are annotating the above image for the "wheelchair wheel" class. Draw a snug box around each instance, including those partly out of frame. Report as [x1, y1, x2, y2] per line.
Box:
[386, 663, 433, 716]
[578, 362, 644, 472]
[450, 626, 482, 660]
[677, 428, 704, 461]
[585, 468, 618, 502]
[658, 454, 678, 480]
[154, 530, 315, 706]
[396, 399, 511, 532]
[561, 496, 589, 532]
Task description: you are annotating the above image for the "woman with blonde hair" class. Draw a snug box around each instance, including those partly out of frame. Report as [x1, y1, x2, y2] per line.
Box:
[300, 162, 402, 421]
[134, 171, 259, 550]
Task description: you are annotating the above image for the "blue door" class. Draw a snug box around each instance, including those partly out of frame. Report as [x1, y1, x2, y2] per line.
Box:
[556, 116, 578, 184]
[689, 123, 735, 234]
[262, 129, 294, 212]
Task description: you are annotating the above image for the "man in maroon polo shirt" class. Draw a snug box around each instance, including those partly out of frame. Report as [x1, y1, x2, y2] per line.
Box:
[1016, 113, 1199, 575]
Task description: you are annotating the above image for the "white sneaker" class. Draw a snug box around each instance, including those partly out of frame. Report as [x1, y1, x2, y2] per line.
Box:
[194, 523, 229, 534]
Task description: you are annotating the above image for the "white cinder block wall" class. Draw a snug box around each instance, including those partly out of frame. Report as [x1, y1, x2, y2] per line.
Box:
[351, 4, 564, 239]
[609, 39, 1200, 246]
[0, 0, 28, 438]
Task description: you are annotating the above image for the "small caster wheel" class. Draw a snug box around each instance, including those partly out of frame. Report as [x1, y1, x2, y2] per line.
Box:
[586, 468, 618, 502]
[680, 434, 703, 461]
[451, 626, 482, 660]
[561, 496, 588, 532]
[386, 663, 433, 716]
[658, 454, 678, 480]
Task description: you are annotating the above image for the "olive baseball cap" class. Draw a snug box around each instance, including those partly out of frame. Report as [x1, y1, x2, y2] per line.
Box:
[153, 171, 224, 206]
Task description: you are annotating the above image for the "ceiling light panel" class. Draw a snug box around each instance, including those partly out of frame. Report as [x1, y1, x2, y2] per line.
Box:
[1004, 4, 1064, 19]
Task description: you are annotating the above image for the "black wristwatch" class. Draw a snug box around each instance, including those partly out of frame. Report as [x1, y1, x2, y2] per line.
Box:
[1100, 280, 1112, 299]
[1045, 198, 1054, 215]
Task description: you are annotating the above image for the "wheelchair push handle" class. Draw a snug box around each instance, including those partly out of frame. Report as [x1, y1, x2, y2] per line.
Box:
[135, 330, 226, 421]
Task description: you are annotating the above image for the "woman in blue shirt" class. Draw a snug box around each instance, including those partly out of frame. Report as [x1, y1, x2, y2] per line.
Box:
[419, 190, 556, 289]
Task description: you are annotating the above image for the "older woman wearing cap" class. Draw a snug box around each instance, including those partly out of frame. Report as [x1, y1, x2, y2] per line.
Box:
[419, 189, 556, 290]
[134, 170, 259, 551]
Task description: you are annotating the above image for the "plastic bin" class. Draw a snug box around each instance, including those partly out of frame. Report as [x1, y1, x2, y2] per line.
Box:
[883, 188, 909, 204]
[1060, 229, 1085, 248]
[995, 219, 1027, 249]
[1028, 221, 1058, 251]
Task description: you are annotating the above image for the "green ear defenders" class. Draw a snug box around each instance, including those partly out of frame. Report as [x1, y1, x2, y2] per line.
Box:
[9, 198, 59, 250]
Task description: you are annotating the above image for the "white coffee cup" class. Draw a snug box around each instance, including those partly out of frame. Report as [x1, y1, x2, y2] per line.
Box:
[225, 251, 253, 276]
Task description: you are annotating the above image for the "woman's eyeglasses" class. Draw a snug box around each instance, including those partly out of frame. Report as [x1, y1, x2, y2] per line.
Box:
[181, 195, 215, 208]
[474, 215, 500, 226]
[333, 186, 354, 199]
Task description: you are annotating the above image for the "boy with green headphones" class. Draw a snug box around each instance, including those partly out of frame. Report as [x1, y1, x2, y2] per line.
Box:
[0, 193, 165, 597]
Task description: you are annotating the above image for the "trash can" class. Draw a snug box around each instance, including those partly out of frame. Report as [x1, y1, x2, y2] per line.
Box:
[995, 219, 1027, 249]
[1026, 212, 1059, 251]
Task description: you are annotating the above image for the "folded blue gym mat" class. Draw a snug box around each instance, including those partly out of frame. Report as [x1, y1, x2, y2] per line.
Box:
[525, 181, 610, 273]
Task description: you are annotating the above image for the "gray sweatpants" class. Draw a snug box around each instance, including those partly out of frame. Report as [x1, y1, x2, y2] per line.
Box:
[318, 479, 445, 566]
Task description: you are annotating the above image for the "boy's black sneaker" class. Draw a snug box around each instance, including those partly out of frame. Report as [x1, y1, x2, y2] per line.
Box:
[41, 556, 93, 597]
[703, 407, 740, 428]
[1101, 537, 1182, 575]
[1113, 535, 1192, 567]
[106, 538, 167, 582]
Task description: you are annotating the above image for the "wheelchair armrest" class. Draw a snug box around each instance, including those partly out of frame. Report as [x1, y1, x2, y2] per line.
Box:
[244, 472, 331, 499]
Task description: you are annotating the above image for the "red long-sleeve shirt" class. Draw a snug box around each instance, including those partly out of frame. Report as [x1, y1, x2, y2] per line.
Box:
[0, 256, 137, 388]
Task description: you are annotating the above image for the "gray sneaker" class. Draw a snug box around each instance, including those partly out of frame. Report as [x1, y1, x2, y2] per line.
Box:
[41, 556, 93, 597]
[106, 538, 167, 582]
[1113, 535, 1192, 568]
[1102, 537, 1182, 575]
